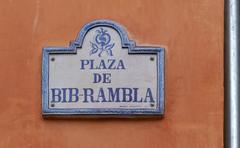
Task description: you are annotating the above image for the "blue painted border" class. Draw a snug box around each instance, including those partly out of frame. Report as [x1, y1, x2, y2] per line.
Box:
[42, 20, 165, 117]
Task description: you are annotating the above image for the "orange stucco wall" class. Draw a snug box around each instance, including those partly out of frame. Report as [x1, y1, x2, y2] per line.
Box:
[0, 0, 223, 147]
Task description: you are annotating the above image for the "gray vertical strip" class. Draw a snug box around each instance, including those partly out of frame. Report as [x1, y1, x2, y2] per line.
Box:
[225, 0, 240, 148]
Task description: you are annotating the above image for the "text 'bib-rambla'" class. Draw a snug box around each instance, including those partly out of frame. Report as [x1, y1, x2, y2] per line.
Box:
[42, 20, 165, 117]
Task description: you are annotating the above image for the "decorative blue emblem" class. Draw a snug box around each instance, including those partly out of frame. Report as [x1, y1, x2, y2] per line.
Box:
[90, 28, 115, 57]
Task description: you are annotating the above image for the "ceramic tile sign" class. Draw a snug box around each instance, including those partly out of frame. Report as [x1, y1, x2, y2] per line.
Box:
[42, 20, 165, 117]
